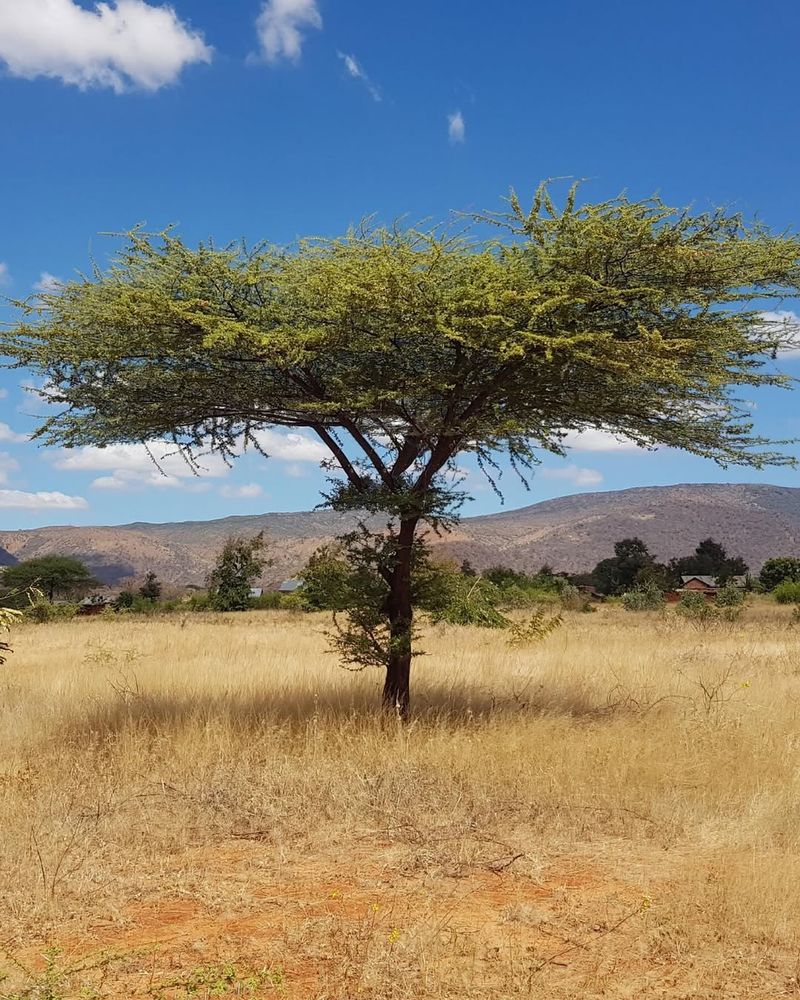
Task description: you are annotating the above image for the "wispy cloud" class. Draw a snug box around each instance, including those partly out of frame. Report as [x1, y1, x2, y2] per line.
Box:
[0, 0, 212, 93]
[220, 483, 264, 499]
[0, 452, 19, 485]
[0, 489, 88, 510]
[561, 428, 641, 452]
[0, 423, 27, 444]
[34, 271, 62, 293]
[255, 0, 321, 63]
[252, 429, 330, 463]
[759, 310, 800, 358]
[337, 51, 381, 101]
[541, 464, 603, 487]
[0, 262, 11, 287]
[447, 110, 465, 144]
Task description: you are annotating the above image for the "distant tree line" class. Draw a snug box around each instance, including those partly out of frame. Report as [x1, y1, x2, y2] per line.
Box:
[5, 533, 800, 626]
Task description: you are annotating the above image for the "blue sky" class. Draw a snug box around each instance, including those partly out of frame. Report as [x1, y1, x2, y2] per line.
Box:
[0, 0, 798, 529]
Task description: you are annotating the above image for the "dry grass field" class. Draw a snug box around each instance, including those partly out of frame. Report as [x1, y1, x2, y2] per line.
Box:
[2, 604, 800, 998]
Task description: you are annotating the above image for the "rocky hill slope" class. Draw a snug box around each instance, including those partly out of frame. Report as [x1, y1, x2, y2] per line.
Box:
[1, 483, 799, 586]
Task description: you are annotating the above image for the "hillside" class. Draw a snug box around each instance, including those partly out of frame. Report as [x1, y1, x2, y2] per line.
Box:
[1, 483, 799, 586]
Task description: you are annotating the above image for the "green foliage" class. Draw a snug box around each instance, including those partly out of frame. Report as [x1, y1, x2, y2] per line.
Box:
[429, 572, 509, 628]
[506, 609, 564, 646]
[669, 538, 748, 586]
[23, 599, 79, 624]
[138, 571, 162, 601]
[675, 590, 742, 624]
[116, 590, 135, 609]
[773, 580, 800, 604]
[1, 557, 96, 604]
[675, 590, 716, 621]
[621, 581, 664, 611]
[249, 591, 282, 610]
[759, 557, 800, 591]
[591, 538, 666, 596]
[716, 582, 746, 607]
[206, 533, 269, 612]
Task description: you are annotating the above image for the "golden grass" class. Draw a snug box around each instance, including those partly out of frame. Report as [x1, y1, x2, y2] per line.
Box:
[2, 605, 800, 997]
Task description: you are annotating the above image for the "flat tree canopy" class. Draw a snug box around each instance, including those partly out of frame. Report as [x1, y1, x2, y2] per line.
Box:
[2, 556, 97, 603]
[4, 184, 800, 711]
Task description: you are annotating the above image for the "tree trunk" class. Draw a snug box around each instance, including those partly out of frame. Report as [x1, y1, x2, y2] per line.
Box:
[382, 517, 417, 718]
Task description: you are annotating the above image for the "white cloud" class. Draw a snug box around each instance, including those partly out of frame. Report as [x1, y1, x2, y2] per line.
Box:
[220, 483, 264, 499]
[54, 440, 229, 478]
[0, 423, 28, 443]
[34, 271, 62, 293]
[255, 0, 321, 63]
[759, 310, 800, 357]
[562, 428, 641, 452]
[0, 489, 88, 510]
[541, 464, 603, 488]
[0, 452, 19, 484]
[447, 110, 465, 144]
[0, 389, 7, 400]
[0, 262, 10, 286]
[252, 428, 330, 463]
[337, 50, 380, 101]
[0, 0, 212, 93]
[53, 431, 328, 493]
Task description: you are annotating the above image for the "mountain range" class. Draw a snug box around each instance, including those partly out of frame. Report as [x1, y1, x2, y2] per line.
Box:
[2, 483, 800, 587]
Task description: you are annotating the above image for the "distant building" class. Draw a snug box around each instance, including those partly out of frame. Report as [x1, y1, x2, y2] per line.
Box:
[278, 577, 305, 594]
[678, 575, 747, 600]
[77, 594, 118, 616]
[249, 587, 264, 599]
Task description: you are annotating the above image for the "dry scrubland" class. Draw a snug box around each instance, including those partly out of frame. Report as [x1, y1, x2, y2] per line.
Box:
[2, 606, 800, 998]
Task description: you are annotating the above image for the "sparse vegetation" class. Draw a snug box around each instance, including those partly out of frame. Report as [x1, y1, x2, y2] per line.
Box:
[1, 604, 799, 998]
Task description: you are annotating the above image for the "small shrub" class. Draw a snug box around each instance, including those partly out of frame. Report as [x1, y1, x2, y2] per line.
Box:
[117, 590, 135, 609]
[676, 590, 741, 625]
[23, 600, 79, 624]
[773, 580, 800, 604]
[676, 590, 714, 619]
[621, 582, 664, 611]
[716, 582, 745, 607]
[279, 592, 308, 611]
[250, 591, 282, 610]
[507, 609, 563, 646]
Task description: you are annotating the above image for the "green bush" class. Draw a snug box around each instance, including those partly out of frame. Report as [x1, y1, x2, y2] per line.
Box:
[774, 581, 800, 604]
[250, 591, 282, 610]
[676, 590, 713, 618]
[23, 600, 79, 623]
[621, 582, 664, 611]
[716, 582, 745, 607]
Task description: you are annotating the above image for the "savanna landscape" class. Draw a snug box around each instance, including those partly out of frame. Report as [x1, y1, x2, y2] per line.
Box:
[2, 1, 800, 997]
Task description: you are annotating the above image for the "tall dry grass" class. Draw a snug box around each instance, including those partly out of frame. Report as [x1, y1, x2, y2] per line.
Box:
[2, 604, 800, 997]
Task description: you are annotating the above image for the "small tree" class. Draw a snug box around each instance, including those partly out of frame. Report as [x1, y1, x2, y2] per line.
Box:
[591, 539, 666, 596]
[138, 572, 162, 602]
[759, 557, 800, 592]
[5, 183, 799, 713]
[669, 538, 748, 586]
[207, 533, 268, 612]
[1, 556, 96, 603]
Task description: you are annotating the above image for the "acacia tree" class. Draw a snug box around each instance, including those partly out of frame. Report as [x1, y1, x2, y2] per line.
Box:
[3, 184, 800, 713]
[2, 556, 96, 603]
